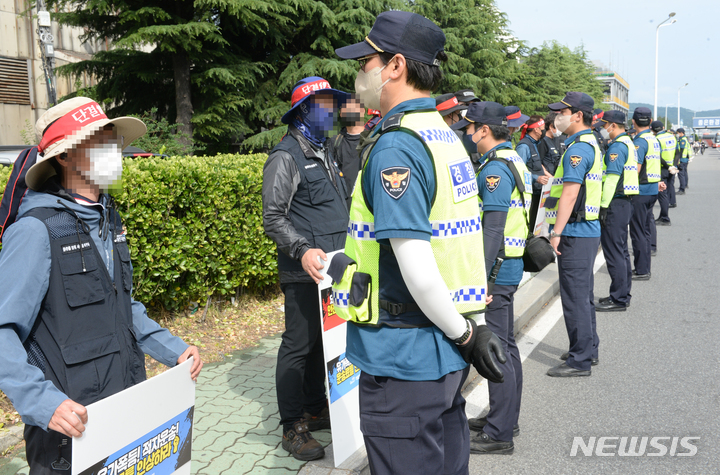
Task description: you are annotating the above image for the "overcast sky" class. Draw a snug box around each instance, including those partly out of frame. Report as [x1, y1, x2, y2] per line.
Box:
[495, 0, 718, 113]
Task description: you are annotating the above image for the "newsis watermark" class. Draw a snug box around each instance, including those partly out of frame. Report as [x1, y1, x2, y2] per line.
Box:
[570, 436, 700, 457]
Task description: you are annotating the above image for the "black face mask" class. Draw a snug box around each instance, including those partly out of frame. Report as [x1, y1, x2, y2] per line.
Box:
[340, 112, 363, 127]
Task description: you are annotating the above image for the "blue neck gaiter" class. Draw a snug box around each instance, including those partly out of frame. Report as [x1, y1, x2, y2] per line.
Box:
[293, 101, 334, 148]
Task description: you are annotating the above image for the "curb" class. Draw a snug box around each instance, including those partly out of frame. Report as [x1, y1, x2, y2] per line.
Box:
[0, 424, 24, 454]
[300, 262, 560, 475]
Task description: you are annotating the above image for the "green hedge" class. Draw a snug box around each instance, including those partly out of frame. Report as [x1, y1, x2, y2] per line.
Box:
[0, 154, 278, 310]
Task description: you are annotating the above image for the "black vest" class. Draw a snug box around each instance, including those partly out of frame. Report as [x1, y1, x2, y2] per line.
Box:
[23, 207, 146, 406]
[518, 136, 543, 193]
[271, 132, 348, 275]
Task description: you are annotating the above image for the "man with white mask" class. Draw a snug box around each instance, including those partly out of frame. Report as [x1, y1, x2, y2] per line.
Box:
[0, 97, 202, 474]
[333, 11, 506, 474]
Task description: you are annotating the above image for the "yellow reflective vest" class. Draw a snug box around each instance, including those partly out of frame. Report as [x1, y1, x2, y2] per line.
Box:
[603, 134, 639, 196]
[332, 110, 487, 327]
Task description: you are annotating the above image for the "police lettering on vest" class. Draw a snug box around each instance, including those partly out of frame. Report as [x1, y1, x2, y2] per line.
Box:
[603, 134, 639, 196]
[636, 130, 661, 184]
[332, 110, 487, 327]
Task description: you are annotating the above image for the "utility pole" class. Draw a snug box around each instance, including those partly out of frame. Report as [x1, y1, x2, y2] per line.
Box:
[35, 0, 57, 106]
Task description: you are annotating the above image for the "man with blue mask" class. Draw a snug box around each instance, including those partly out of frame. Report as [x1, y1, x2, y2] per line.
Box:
[262, 76, 350, 461]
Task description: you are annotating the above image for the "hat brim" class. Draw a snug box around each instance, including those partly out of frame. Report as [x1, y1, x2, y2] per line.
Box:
[280, 89, 351, 125]
[548, 101, 570, 111]
[335, 41, 378, 60]
[438, 103, 467, 117]
[26, 116, 147, 191]
[450, 118, 472, 130]
[507, 114, 530, 128]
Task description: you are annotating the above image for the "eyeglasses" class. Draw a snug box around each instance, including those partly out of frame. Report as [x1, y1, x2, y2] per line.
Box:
[357, 55, 377, 71]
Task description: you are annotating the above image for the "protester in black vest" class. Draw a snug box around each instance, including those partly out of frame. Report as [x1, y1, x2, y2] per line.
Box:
[517, 115, 553, 231]
[262, 76, 349, 461]
[0, 97, 202, 474]
[539, 112, 563, 174]
[591, 109, 609, 156]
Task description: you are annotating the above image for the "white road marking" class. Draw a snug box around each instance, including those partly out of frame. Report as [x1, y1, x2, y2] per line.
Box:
[465, 251, 606, 417]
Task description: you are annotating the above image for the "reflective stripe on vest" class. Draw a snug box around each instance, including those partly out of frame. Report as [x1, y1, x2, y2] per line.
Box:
[334, 110, 487, 326]
[546, 132, 602, 224]
[478, 149, 531, 258]
[637, 130, 662, 183]
[656, 131, 677, 167]
[602, 135, 639, 196]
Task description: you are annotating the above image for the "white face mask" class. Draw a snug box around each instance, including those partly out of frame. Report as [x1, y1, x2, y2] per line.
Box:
[81, 143, 123, 190]
[552, 128, 562, 138]
[355, 62, 392, 111]
[599, 127, 610, 141]
[554, 113, 572, 134]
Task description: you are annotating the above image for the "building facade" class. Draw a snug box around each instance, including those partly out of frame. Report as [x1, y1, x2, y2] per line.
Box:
[594, 70, 630, 113]
[0, 0, 105, 145]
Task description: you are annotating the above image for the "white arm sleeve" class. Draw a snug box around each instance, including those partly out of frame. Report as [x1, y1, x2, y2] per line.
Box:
[390, 237, 469, 340]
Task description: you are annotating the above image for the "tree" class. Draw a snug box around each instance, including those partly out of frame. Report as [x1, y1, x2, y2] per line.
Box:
[517, 41, 606, 117]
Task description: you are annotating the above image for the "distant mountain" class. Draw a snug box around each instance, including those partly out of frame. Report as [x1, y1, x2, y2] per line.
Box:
[628, 103, 720, 128]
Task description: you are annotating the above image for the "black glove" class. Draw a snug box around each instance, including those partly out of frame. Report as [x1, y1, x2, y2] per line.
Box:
[599, 207, 608, 228]
[455, 318, 507, 383]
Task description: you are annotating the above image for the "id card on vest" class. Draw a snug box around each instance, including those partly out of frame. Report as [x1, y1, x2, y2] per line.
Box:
[447, 156, 478, 203]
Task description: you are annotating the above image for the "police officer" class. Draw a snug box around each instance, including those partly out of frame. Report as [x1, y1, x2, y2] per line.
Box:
[516, 115, 553, 231]
[629, 107, 662, 280]
[595, 111, 639, 312]
[0, 98, 203, 474]
[653, 121, 677, 225]
[676, 128, 692, 194]
[262, 76, 350, 461]
[545, 92, 602, 377]
[539, 112, 563, 174]
[451, 102, 531, 454]
[333, 11, 506, 474]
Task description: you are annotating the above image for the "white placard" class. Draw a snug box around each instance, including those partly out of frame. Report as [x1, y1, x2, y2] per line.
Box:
[72, 358, 196, 475]
[317, 250, 364, 467]
[533, 182, 552, 237]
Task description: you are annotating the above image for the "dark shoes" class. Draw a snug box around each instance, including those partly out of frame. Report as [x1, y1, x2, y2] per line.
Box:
[468, 415, 520, 437]
[598, 296, 629, 308]
[632, 271, 651, 281]
[560, 352, 598, 366]
[303, 407, 331, 431]
[677, 190, 685, 195]
[282, 419, 325, 461]
[655, 219, 671, 226]
[669, 204, 677, 208]
[470, 431, 514, 455]
[548, 362, 591, 377]
[651, 250, 657, 257]
[595, 299, 627, 312]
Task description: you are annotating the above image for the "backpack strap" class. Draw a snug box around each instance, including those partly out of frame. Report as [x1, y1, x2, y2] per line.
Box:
[0, 147, 38, 242]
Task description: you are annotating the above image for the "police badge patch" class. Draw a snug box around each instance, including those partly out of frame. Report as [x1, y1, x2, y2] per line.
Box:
[569, 155, 582, 168]
[485, 175, 501, 192]
[381, 167, 411, 200]
[609, 153, 618, 162]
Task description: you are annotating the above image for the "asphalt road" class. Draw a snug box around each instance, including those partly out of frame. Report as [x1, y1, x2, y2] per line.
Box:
[469, 148, 720, 474]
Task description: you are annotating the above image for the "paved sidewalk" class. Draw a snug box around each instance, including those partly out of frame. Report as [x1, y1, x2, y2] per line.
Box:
[0, 335, 331, 475]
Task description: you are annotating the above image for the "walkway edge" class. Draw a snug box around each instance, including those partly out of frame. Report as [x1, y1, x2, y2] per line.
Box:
[300, 262, 561, 475]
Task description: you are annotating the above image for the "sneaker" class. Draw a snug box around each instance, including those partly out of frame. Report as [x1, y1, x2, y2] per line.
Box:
[302, 407, 331, 431]
[468, 416, 520, 437]
[282, 419, 325, 461]
[470, 431, 514, 454]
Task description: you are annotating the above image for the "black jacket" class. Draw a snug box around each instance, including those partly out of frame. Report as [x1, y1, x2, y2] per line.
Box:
[262, 127, 349, 283]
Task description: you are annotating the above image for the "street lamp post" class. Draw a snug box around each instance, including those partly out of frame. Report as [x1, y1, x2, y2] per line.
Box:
[665, 103, 674, 129]
[654, 12, 677, 120]
[678, 83, 688, 127]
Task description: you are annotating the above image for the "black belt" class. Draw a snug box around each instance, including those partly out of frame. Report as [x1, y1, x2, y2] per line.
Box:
[612, 195, 632, 201]
[379, 299, 421, 316]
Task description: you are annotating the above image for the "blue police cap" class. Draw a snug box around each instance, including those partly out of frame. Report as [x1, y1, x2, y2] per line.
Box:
[650, 120, 664, 132]
[548, 92, 595, 113]
[633, 107, 652, 121]
[450, 101, 507, 130]
[677, 128, 685, 134]
[335, 11, 445, 66]
[602, 110, 626, 125]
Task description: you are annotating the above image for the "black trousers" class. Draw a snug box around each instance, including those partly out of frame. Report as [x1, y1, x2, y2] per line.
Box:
[24, 425, 72, 474]
[678, 162, 688, 191]
[276, 282, 327, 431]
[630, 195, 655, 275]
[657, 172, 671, 222]
[528, 192, 542, 233]
[600, 198, 633, 306]
[557, 236, 600, 371]
[667, 173, 677, 205]
[484, 284, 522, 442]
[359, 367, 470, 475]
